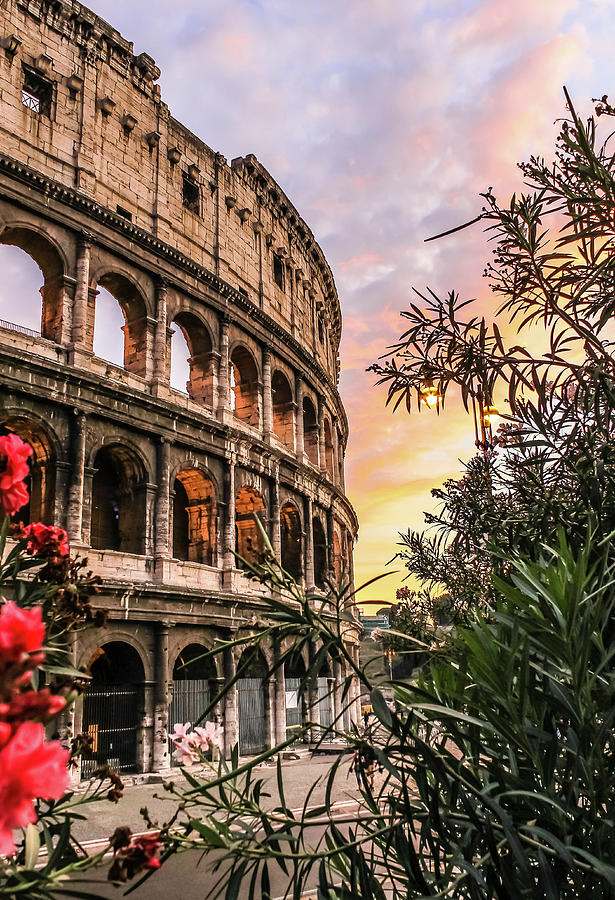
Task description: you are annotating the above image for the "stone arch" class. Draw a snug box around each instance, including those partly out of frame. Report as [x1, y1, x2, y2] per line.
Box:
[172, 467, 217, 564]
[323, 417, 334, 480]
[284, 651, 307, 741]
[169, 643, 217, 757]
[271, 369, 294, 447]
[0, 414, 59, 524]
[169, 311, 214, 405]
[93, 272, 149, 377]
[230, 344, 260, 427]
[90, 442, 148, 554]
[81, 640, 146, 777]
[313, 515, 328, 589]
[302, 396, 318, 466]
[0, 225, 66, 342]
[280, 501, 302, 581]
[235, 485, 267, 566]
[237, 647, 268, 755]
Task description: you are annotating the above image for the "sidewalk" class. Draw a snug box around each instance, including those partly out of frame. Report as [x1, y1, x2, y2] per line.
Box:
[71, 750, 358, 846]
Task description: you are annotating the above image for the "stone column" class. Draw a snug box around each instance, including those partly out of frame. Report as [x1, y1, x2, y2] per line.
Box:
[152, 278, 168, 392]
[266, 675, 276, 750]
[223, 645, 238, 758]
[332, 660, 343, 729]
[263, 348, 273, 438]
[274, 664, 287, 745]
[332, 416, 340, 487]
[217, 316, 230, 418]
[303, 495, 314, 590]
[154, 438, 171, 563]
[223, 458, 236, 580]
[295, 374, 304, 458]
[326, 507, 335, 579]
[317, 396, 325, 470]
[66, 412, 86, 544]
[153, 621, 170, 771]
[270, 473, 281, 560]
[71, 233, 91, 350]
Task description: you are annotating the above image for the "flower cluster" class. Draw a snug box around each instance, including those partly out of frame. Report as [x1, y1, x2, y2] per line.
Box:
[169, 721, 224, 765]
[18, 522, 70, 559]
[0, 602, 69, 855]
[0, 434, 31, 517]
[108, 827, 161, 882]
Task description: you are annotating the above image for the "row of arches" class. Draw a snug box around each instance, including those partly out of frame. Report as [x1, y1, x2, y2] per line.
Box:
[1, 417, 351, 585]
[0, 230, 344, 483]
[80, 638, 340, 773]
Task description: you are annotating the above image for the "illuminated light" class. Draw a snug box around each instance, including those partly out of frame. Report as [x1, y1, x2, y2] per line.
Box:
[482, 405, 500, 428]
[419, 381, 441, 409]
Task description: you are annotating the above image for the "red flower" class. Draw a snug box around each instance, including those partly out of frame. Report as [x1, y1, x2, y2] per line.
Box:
[108, 831, 162, 882]
[0, 602, 45, 665]
[2, 688, 66, 724]
[0, 435, 31, 517]
[22, 523, 70, 558]
[0, 721, 69, 856]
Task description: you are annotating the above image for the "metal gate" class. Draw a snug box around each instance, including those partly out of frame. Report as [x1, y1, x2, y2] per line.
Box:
[168, 679, 211, 765]
[237, 677, 267, 755]
[81, 685, 140, 779]
[317, 677, 334, 730]
[285, 676, 302, 740]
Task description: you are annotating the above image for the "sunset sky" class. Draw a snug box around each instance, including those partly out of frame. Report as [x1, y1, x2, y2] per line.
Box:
[5, 0, 615, 609]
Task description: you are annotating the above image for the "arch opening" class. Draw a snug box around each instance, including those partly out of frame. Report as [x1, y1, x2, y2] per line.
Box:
[302, 397, 318, 466]
[235, 486, 266, 567]
[0, 229, 64, 341]
[237, 648, 268, 755]
[82, 641, 145, 777]
[272, 370, 294, 447]
[313, 516, 328, 590]
[284, 653, 307, 741]
[0, 417, 55, 524]
[90, 444, 146, 554]
[230, 347, 259, 427]
[172, 469, 217, 565]
[93, 274, 147, 377]
[170, 313, 214, 405]
[169, 643, 217, 764]
[280, 502, 302, 581]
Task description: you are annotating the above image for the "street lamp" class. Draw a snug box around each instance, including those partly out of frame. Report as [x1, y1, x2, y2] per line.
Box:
[472, 392, 500, 454]
[419, 379, 441, 409]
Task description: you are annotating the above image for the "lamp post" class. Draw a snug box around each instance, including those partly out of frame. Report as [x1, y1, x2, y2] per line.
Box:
[419, 380, 499, 454]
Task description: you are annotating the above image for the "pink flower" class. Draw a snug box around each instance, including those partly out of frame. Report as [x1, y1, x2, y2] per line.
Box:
[193, 721, 224, 751]
[21, 523, 69, 558]
[0, 435, 31, 517]
[169, 722, 191, 742]
[0, 602, 45, 665]
[171, 738, 199, 766]
[0, 722, 69, 856]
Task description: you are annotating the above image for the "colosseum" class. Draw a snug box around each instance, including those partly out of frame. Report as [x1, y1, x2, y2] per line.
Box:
[0, 0, 359, 777]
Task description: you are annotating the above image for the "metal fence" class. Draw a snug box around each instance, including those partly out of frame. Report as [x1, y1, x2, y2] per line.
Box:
[0, 318, 40, 338]
[237, 677, 267, 755]
[168, 679, 211, 766]
[317, 677, 334, 729]
[81, 685, 141, 779]
[285, 676, 303, 739]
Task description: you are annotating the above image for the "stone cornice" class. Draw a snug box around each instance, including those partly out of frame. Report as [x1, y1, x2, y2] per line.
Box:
[0, 152, 348, 435]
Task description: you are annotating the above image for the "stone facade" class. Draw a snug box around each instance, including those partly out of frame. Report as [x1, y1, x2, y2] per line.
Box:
[0, 0, 360, 776]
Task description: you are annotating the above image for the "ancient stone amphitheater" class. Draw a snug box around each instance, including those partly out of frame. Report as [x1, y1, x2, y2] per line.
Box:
[0, 0, 359, 776]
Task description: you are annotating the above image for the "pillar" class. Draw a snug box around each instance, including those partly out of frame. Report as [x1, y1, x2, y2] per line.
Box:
[153, 621, 170, 771]
[295, 374, 304, 458]
[332, 417, 340, 487]
[217, 316, 230, 417]
[152, 277, 168, 390]
[326, 507, 335, 579]
[317, 396, 325, 470]
[154, 438, 171, 560]
[223, 458, 236, 574]
[263, 348, 273, 437]
[333, 659, 343, 729]
[266, 675, 276, 749]
[274, 664, 286, 745]
[66, 412, 86, 543]
[223, 645, 238, 758]
[71, 233, 91, 349]
[270, 473, 281, 560]
[303, 495, 314, 590]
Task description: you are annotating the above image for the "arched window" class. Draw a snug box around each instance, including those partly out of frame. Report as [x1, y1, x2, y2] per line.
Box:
[172, 469, 216, 564]
[230, 346, 259, 427]
[272, 370, 294, 447]
[302, 397, 318, 466]
[93, 274, 147, 377]
[235, 486, 266, 566]
[91, 444, 146, 554]
[280, 502, 302, 581]
[169, 313, 214, 405]
[0, 228, 64, 342]
[323, 418, 334, 479]
[313, 516, 328, 589]
[0, 418, 55, 524]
